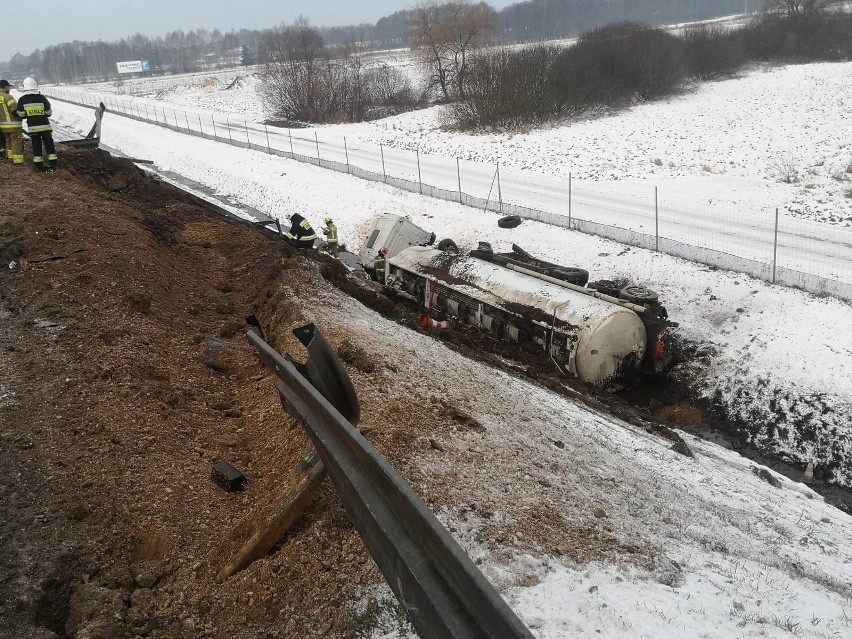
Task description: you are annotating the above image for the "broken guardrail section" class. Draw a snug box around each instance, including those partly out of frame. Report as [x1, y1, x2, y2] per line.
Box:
[247, 323, 533, 639]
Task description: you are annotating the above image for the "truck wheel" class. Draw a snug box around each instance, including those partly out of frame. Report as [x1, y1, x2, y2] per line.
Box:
[497, 215, 522, 229]
[620, 285, 658, 305]
[437, 238, 458, 253]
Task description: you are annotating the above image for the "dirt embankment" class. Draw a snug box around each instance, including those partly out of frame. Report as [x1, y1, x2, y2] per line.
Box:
[0, 150, 398, 639]
[0, 147, 683, 639]
[3, 148, 839, 639]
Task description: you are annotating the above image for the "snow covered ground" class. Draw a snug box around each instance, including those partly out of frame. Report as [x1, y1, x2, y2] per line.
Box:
[47, 58, 852, 300]
[41, 58, 852, 637]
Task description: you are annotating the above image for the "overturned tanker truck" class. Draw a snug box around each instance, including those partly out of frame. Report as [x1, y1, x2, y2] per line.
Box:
[360, 217, 677, 386]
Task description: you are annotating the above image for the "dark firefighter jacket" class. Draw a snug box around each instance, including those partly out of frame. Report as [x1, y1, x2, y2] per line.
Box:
[16, 93, 53, 133]
[285, 214, 318, 249]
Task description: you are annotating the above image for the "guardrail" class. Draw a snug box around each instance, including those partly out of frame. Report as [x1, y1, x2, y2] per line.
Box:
[248, 324, 534, 639]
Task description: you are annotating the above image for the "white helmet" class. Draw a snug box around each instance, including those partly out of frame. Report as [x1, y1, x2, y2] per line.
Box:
[22, 77, 38, 91]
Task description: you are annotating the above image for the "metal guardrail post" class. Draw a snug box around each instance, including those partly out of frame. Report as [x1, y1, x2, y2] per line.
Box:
[247, 326, 534, 639]
[381, 144, 387, 183]
[655, 186, 659, 253]
[568, 172, 572, 229]
[265, 124, 270, 153]
[497, 163, 503, 214]
[344, 137, 350, 173]
[773, 207, 779, 283]
[457, 158, 462, 203]
[417, 149, 423, 195]
[315, 131, 320, 164]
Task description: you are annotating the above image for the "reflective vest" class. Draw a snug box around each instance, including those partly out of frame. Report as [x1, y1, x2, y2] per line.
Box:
[324, 222, 338, 243]
[16, 93, 53, 133]
[0, 93, 22, 131]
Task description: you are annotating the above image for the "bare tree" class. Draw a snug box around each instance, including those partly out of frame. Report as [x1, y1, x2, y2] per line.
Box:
[764, 0, 844, 18]
[409, 1, 496, 101]
[258, 17, 328, 122]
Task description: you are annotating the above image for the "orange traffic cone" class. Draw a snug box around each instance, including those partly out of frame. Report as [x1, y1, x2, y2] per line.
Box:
[418, 313, 454, 330]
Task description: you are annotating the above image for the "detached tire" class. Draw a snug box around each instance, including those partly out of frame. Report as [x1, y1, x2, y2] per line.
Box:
[437, 238, 458, 253]
[497, 215, 522, 229]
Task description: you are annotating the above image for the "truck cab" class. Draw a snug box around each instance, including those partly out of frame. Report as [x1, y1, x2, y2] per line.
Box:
[358, 215, 436, 279]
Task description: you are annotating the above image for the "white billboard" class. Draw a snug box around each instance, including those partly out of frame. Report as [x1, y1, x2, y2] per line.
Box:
[117, 60, 145, 74]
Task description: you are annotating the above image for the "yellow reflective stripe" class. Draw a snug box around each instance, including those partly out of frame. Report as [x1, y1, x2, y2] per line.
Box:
[28, 125, 53, 132]
[0, 123, 22, 130]
[23, 104, 45, 116]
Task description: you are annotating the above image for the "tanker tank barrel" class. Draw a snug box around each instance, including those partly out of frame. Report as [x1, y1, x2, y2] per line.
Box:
[504, 262, 648, 314]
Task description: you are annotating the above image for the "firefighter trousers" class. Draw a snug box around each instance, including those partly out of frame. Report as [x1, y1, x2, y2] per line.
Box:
[1, 129, 23, 164]
[30, 131, 57, 167]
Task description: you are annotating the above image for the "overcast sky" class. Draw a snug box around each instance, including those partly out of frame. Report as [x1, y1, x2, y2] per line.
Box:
[0, 0, 518, 61]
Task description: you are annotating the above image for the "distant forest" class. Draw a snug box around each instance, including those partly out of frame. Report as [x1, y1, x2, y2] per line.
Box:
[0, 0, 748, 83]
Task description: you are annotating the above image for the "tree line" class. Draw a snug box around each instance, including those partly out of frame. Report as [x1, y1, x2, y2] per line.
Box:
[1, 0, 757, 83]
[447, 0, 852, 128]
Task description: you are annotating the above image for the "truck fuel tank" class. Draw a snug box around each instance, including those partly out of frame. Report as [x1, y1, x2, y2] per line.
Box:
[389, 247, 647, 385]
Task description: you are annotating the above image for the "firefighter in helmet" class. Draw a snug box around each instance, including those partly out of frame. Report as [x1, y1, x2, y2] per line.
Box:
[0, 80, 23, 165]
[320, 214, 339, 258]
[374, 246, 389, 284]
[283, 213, 318, 250]
[17, 77, 57, 171]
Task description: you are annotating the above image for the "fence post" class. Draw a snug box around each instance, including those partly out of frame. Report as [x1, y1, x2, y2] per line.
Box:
[289, 129, 294, 156]
[212, 115, 217, 139]
[184, 111, 190, 132]
[416, 150, 423, 195]
[145, 104, 150, 120]
[772, 207, 779, 284]
[381, 144, 387, 183]
[457, 158, 462, 203]
[497, 163, 503, 213]
[245, 121, 251, 146]
[654, 186, 659, 253]
[198, 114, 203, 137]
[226, 117, 233, 144]
[344, 137, 350, 173]
[314, 131, 320, 164]
[265, 124, 270, 153]
[568, 172, 572, 229]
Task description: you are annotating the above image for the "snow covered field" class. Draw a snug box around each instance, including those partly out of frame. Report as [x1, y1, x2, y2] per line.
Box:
[39, 57, 852, 638]
[47, 59, 852, 302]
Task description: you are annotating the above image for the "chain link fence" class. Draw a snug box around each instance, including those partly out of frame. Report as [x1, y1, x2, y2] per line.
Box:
[46, 87, 852, 303]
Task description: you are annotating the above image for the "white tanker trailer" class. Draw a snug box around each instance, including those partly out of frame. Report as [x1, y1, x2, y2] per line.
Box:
[386, 246, 676, 386]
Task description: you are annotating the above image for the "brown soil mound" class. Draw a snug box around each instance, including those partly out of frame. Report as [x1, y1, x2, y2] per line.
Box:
[0, 148, 697, 639]
[0, 150, 385, 639]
